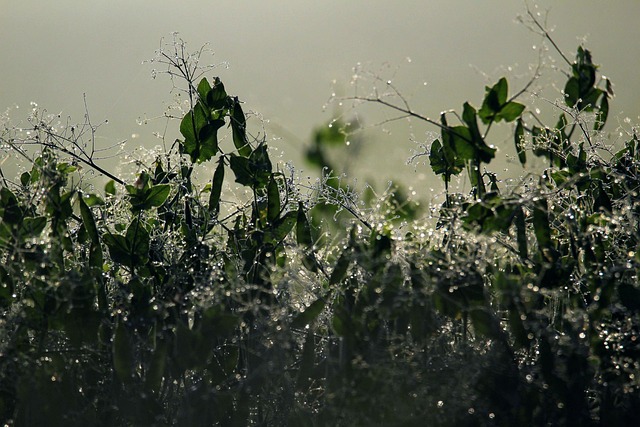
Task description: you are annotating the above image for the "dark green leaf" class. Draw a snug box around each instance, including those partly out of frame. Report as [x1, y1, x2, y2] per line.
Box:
[564, 77, 580, 108]
[113, 320, 135, 383]
[150, 184, 170, 206]
[229, 154, 252, 186]
[514, 206, 528, 260]
[79, 195, 99, 245]
[20, 171, 30, 187]
[514, 118, 526, 165]
[296, 202, 313, 248]
[533, 198, 551, 250]
[103, 234, 130, 265]
[267, 176, 280, 223]
[206, 77, 228, 110]
[594, 93, 609, 131]
[296, 330, 316, 390]
[618, 283, 640, 312]
[197, 77, 212, 102]
[105, 180, 116, 195]
[470, 308, 501, 340]
[208, 158, 225, 216]
[231, 98, 251, 157]
[19, 216, 47, 237]
[196, 119, 224, 162]
[291, 297, 326, 329]
[265, 210, 297, 243]
[0, 187, 22, 224]
[498, 101, 525, 122]
[145, 340, 168, 392]
[329, 249, 351, 286]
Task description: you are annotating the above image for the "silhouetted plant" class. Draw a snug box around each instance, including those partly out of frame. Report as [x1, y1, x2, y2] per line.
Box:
[1, 9, 638, 427]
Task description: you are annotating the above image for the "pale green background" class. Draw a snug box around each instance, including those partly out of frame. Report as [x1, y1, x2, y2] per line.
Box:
[2, 1, 639, 189]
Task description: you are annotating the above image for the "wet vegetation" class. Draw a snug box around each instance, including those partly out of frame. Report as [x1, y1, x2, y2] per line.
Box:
[1, 11, 639, 427]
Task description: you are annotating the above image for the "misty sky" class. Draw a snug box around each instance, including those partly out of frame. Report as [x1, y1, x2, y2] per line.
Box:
[2, 0, 639, 186]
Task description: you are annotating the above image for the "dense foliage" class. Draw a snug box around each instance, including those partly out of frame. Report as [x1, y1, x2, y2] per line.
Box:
[1, 20, 639, 427]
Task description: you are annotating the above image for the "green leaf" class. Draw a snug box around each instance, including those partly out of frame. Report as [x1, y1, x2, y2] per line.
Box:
[296, 202, 313, 248]
[498, 101, 525, 122]
[470, 308, 501, 340]
[126, 219, 149, 258]
[265, 210, 297, 243]
[231, 98, 251, 157]
[449, 126, 475, 161]
[594, 93, 609, 131]
[267, 176, 280, 223]
[180, 102, 210, 163]
[329, 249, 351, 286]
[113, 320, 135, 383]
[291, 297, 326, 329]
[146, 184, 171, 208]
[197, 77, 212, 102]
[514, 206, 528, 260]
[196, 119, 224, 162]
[145, 339, 168, 392]
[105, 180, 117, 195]
[128, 184, 171, 212]
[79, 195, 99, 245]
[19, 216, 47, 237]
[514, 118, 526, 165]
[564, 77, 580, 108]
[206, 77, 228, 110]
[533, 198, 551, 250]
[297, 202, 318, 272]
[208, 158, 225, 216]
[296, 330, 317, 390]
[103, 233, 128, 265]
[618, 283, 640, 312]
[0, 187, 22, 224]
[229, 154, 252, 186]
[478, 77, 508, 123]
[20, 172, 30, 187]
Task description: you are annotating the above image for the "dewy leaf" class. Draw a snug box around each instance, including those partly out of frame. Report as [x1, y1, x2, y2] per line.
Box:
[126, 219, 150, 259]
[105, 180, 117, 195]
[196, 119, 224, 162]
[564, 77, 580, 108]
[79, 195, 99, 245]
[267, 176, 280, 223]
[498, 101, 525, 122]
[618, 283, 640, 312]
[266, 210, 297, 243]
[462, 102, 482, 142]
[291, 297, 326, 329]
[231, 98, 251, 157]
[197, 77, 212, 102]
[429, 139, 447, 176]
[514, 118, 526, 166]
[19, 216, 47, 237]
[113, 320, 135, 383]
[479, 77, 508, 124]
[229, 154, 252, 187]
[206, 77, 228, 110]
[180, 102, 209, 162]
[296, 202, 313, 248]
[329, 249, 351, 286]
[145, 184, 171, 208]
[450, 126, 475, 161]
[594, 93, 609, 131]
[533, 198, 552, 250]
[209, 158, 225, 216]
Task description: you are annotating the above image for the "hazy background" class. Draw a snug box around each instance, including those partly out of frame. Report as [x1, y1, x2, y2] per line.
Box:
[2, 0, 639, 192]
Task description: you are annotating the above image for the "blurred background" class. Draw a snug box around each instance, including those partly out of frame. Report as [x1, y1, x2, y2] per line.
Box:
[2, 0, 639, 193]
